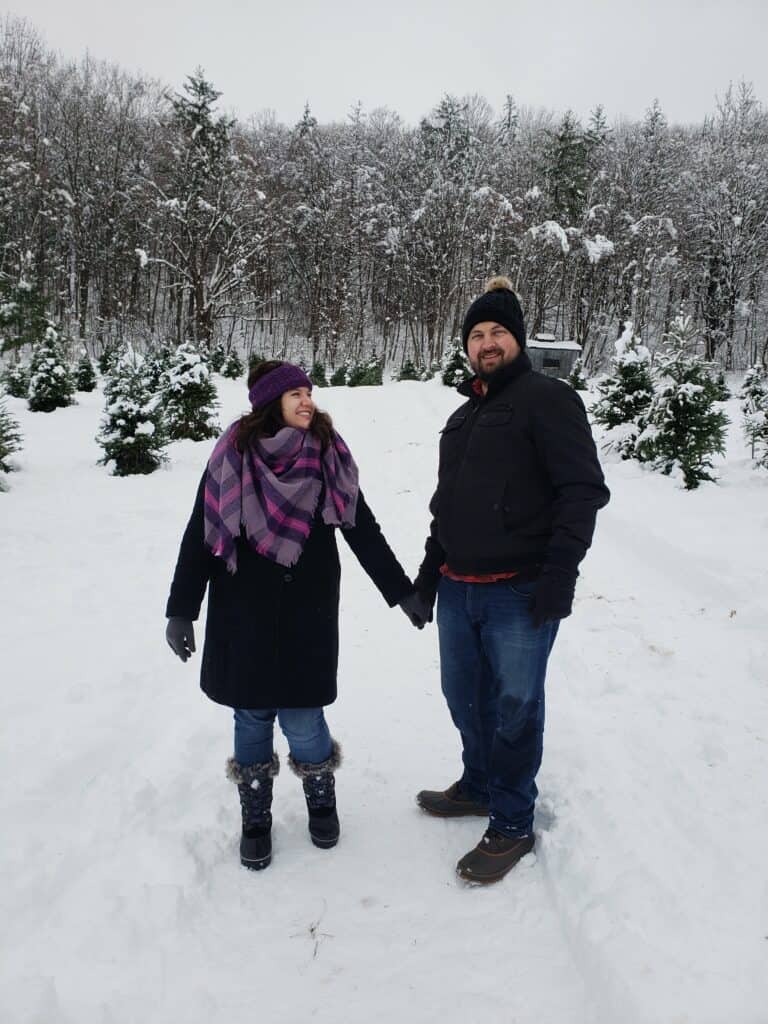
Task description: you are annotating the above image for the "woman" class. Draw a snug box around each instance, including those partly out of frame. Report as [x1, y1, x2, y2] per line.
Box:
[165, 360, 427, 870]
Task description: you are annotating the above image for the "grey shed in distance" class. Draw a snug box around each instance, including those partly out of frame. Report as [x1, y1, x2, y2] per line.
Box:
[527, 333, 582, 378]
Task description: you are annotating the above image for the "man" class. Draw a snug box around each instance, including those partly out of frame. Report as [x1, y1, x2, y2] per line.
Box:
[412, 275, 610, 884]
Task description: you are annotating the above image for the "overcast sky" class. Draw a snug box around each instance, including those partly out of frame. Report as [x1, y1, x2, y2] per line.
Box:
[9, 0, 768, 127]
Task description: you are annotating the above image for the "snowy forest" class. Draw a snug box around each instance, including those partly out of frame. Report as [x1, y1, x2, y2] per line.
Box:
[2, 15, 768, 375]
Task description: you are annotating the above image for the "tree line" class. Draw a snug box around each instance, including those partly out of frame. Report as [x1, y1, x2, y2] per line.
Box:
[2, 15, 768, 373]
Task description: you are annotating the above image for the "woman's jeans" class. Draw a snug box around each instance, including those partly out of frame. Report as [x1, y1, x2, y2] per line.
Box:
[234, 707, 333, 767]
[436, 576, 559, 838]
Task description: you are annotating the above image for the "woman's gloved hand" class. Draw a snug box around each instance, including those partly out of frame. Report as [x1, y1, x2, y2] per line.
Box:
[166, 617, 196, 661]
[398, 591, 434, 629]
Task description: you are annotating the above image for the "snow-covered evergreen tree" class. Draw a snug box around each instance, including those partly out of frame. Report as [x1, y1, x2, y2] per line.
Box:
[27, 325, 76, 413]
[164, 342, 220, 441]
[441, 339, 472, 386]
[567, 357, 588, 390]
[347, 357, 383, 387]
[96, 351, 166, 476]
[207, 342, 226, 373]
[330, 361, 350, 386]
[397, 359, 421, 381]
[221, 349, 244, 380]
[2, 363, 30, 398]
[0, 393, 23, 486]
[635, 315, 728, 489]
[75, 352, 97, 392]
[740, 364, 768, 467]
[592, 322, 654, 458]
[143, 344, 174, 394]
[308, 362, 328, 387]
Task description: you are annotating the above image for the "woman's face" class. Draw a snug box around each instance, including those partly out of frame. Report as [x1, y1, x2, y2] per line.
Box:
[280, 386, 315, 430]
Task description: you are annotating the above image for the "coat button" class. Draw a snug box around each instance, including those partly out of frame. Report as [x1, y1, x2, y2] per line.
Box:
[492, 503, 499, 511]
[283, 572, 294, 582]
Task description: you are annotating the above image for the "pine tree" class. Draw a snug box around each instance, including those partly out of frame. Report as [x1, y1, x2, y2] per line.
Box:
[221, 349, 245, 380]
[635, 315, 728, 489]
[208, 342, 226, 373]
[0, 394, 23, 487]
[96, 351, 167, 476]
[592, 322, 654, 458]
[309, 362, 329, 387]
[740, 364, 768, 467]
[347, 357, 383, 387]
[2, 363, 30, 398]
[567, 357, 588, 391]
[143, 344, 174, 393]
[75, 352, 97, 392]
[164, 342, 220, 441]
[397, 359, 421, 382]
[441, 339, 472, 387]
[330, 361, 350, 386]
[27, 325, 76, 413]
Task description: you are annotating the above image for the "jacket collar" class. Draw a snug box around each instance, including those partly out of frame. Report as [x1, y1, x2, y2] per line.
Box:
[457, 350, 532, 400]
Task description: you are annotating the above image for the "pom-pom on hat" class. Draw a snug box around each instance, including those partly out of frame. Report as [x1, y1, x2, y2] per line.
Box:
[461, 275, 526, 352]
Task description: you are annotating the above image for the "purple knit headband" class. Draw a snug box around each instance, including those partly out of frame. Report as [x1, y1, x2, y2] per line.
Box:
[248, 364, 312, 409]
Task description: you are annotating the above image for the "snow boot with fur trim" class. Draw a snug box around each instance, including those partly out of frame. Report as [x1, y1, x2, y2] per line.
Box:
[226, 754, 279, 870]
[288, 741, 342, 849]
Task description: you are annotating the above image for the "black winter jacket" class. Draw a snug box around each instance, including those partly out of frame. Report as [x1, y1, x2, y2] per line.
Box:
[166, 474, 413, 709]
[415, 352, 609, 599]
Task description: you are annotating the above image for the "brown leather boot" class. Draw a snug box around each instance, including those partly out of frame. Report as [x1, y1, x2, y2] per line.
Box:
[416, 780, 489, 817]
[456, 829, 535, 883]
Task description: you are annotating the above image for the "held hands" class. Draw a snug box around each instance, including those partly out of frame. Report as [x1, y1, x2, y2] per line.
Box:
[166, 617, 196, 662]
[399, 591, 434, 630]
[531, 567, 577, 628]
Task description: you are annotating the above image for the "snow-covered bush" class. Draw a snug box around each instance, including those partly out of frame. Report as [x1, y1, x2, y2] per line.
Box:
[221, 349, 245, 380]
[27, 325, 76, 413]
[592, 322, 654, 459]
[635, 315, 728, 489]
[309, 361, 328, 387]
[567, 356, 588, 391]
[75, 352, 97, 392]
[164, 341, 219, 441]
[143, 343, 174, 393]
[96, 352, 167, 476]
[330, 361, 350, 386]
[740, 364, 768, 468]
[347, 357, 383, 387]
[0, 394, 22, 487]
[2, 363, 30, 399]
[397, 359, 421, 382]
[207, 342, 226, 373]
[441, 339, 472, 387]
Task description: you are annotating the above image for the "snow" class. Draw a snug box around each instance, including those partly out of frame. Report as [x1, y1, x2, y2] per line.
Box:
[582, 234, 615, 264]
[1, 377, 767, 1023]
[530, 220, 570, 255]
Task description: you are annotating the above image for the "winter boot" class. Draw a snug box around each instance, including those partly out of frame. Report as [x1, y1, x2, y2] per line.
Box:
[288, 740, 342, 849]
[456, 828, 535, 884]
[226, 754, 280, 870]
[416, 780, 489, 817]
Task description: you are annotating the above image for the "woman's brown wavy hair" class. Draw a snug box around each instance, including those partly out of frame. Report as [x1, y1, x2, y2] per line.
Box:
[235, 360, 334, 452]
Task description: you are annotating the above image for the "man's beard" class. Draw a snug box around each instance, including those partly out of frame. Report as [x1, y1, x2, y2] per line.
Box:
[473, 351, 508, 382]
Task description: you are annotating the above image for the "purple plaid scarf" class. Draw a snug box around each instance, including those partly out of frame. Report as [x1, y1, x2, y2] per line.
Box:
[204, 423, 359, 571]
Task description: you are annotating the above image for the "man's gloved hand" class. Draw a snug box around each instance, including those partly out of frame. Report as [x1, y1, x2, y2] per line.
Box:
[399, 591, 434, 629]
[531, 567, 578, 628]
[166, 617, 196, 661]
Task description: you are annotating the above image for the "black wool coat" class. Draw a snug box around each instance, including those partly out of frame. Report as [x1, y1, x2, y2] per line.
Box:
[166, 475, 413, 709]
[415, 352, 610, 599]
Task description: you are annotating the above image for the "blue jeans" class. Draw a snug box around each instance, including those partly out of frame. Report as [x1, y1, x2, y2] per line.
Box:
[234, 707, 333, 766]
[436, 576, 559, 838]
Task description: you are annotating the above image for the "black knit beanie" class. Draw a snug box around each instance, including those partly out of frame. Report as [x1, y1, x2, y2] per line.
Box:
[461, 276, 526, 351]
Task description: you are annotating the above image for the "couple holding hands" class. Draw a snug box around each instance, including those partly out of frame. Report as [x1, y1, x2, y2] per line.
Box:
[165, 277, 609, 884]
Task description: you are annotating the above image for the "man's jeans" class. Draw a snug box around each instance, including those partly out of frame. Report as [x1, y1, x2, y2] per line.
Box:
[234, 707, 333, 766]
[436, 576, 559, 838]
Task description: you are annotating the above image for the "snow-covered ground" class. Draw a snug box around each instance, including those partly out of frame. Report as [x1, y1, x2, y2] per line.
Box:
[1, 374, 766, 1024]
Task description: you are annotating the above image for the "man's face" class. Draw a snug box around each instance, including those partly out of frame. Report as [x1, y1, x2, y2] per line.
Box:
[466, 321, 521, 379]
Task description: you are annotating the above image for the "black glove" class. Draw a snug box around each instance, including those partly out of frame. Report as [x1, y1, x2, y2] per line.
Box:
[531, 567, 578, 628]
[166, 617, 196, 661]
[399, 591, 434, 629]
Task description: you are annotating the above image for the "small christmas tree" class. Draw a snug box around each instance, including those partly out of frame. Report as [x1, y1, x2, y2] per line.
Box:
[441, 339, 472, 386]
[96, 351, 167, 476]
[740, 364, 768, 468]
[208, 342, 226, 373]
[567, 357, 588, 391]
[221, 349, 245, 380]
[248, 352, 266, 374]
[309, 361, 329, 387]
[143, 343, 174, 393]
[27, 325, 76, 413]
[165, 341, 220, 441]
[98, 345, 119, 376]
[348, 357, 383, 387]
[0, 394, 23, 487]
[75, 352, 97, 392]
[397, 359, 421, 382]
[2, 363, 30, 398]
[592, 322, 654, 459]
[330, 361, 350, 387]
[703, 366, 730, 402]
[635, 315, 728, 489]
